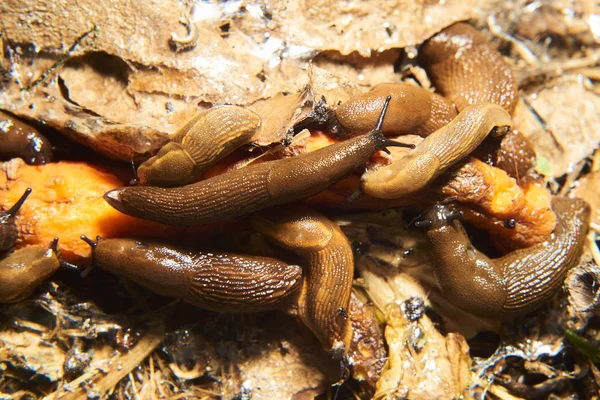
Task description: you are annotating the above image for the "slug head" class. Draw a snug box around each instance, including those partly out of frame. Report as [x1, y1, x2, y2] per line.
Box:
[0, 188, 32, 253]
[415, 204, 464, 231]
[361, 151, 437, 199]
[24, 135, 53, 165]
[137, 142, 197, 187]
[0, 239, 62, 303]
[477, 103, 512, 137]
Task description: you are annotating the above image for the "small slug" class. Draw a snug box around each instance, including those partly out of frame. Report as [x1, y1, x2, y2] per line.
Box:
[416, 197, 590, 317]
[361, 103, 512, 199]
[81, 236, 303, 312]
[0, 110, 53, 165]
[0, 238, 62, 303]
[137, 106, 262, 187]
[1, 187, 32, 253]
[252, 208, 354, 359]
[331, 83, 457, 137]
[105, 98, 412, 226]
[419, 22, 519, 114]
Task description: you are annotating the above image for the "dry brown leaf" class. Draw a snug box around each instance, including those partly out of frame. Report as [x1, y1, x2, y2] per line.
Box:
[572, 170, 600, 227]
[0, 0, 495, 161]
[514, 81, 600, 177]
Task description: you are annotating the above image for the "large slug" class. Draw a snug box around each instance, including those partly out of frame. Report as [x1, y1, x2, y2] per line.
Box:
[0, 110, 53, 165]
[81, 236, 303, 312]
[331, 83, 457, 137]
[1, 187, 32, 253]
[362, 103, 512, 199]
[137, 106, 262, 187]
[416, 197, 590, 317]
[252, 208, 354, 359]
[81, 232, 385, 386]
[419, 22, 519, 114]
[0, 238, 62, 303]
[105, 98, 412, 226]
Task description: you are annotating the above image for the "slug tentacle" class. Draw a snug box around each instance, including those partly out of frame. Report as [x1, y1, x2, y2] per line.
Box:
[84, 237, 303, 312]
[418, 197, 590, 317]
[137, 106, 262, 187]
[105, 100, 395, 226]
[80, 234, 98, 248]
[362, 103, 512, 199]
[419, 22, 519, 114]
[1, 188, 32, 253]
[252, 208, 354, 359]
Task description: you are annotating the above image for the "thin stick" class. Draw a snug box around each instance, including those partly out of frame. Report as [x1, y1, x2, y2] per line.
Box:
[588, 235, 600, 267]
[45, 321, 165, 400]
[21, 26, 99, 91]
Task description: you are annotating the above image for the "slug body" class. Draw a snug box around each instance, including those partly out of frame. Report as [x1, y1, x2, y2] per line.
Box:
[473, 129, 536, 179]
[0, 110, 53, 164]
[332, 83, 457, 137]
[0, 239, 61, 303]
[86, 237, 302, 312]
[1, 188, 32, 253]
[362, 103, 512, 199]
[253, 208, 354, 359]
[106, 130, 396, 226]
[137, 106, 262, 187]
[420, 197, 590, 317]
[419, 22, 519, 114]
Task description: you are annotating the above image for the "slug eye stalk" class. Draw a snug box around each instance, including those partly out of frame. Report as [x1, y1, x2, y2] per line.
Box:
[372, 96, 416, 154]
[4, 188, 32, 220]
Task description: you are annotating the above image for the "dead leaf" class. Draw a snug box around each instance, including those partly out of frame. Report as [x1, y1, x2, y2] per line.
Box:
[0, 329, 65, 382]
[514, 81, 600, 177]
[572, 169, 600, 227]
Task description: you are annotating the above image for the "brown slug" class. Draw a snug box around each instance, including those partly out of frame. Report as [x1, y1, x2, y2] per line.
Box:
[104, 97, 412, 226]
[0, 110, 53, 164]
[81, 236, 302, 312]
[137, 106, 262, 187]
[331, 83, 457, 137]
[1, 187, 32, 253]
[361, 103, 512, 199]
[416, 197, 590, 317]
[472, 129, 537, 180]
[0, 238, 62, 303]
[252, 208, 354, 359]
[419, 22, 519, 114]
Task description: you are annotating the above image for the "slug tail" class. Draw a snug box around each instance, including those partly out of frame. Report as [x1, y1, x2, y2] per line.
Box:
[103, 189, 127, 214]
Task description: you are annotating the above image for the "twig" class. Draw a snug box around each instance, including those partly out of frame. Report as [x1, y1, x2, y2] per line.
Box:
[592, 149, 600, 172]
[487, 16, 538, 66]
[45, 320, 165, 400]
[21, 25, 99, 92]
[522, 96, 565, 153]
[487, 384, 526, 400]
